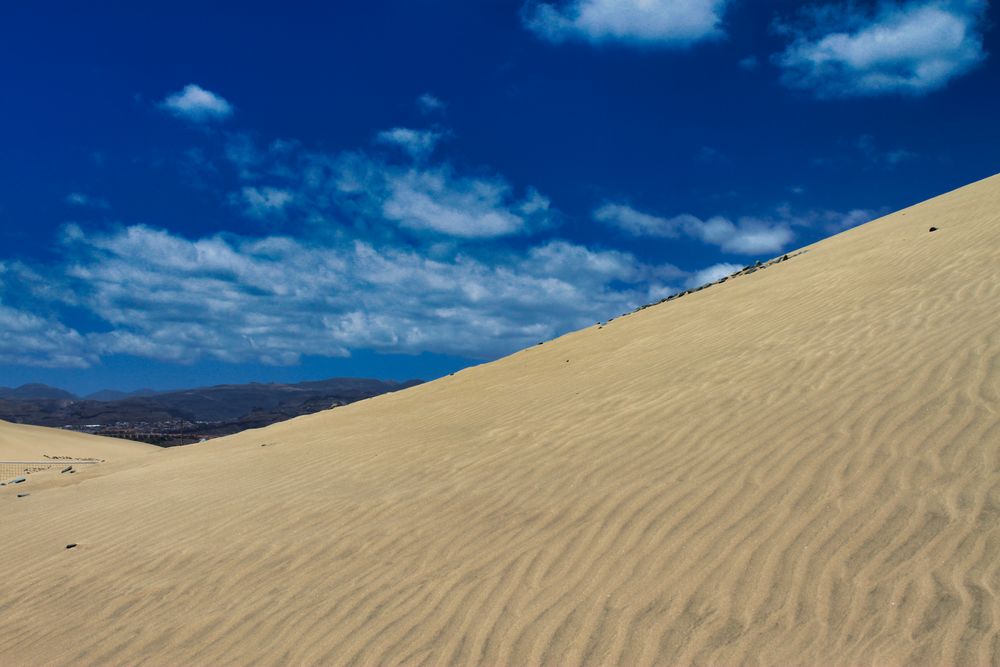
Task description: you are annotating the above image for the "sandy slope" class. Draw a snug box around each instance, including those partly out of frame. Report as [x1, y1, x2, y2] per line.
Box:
[2, 174, 1000, 666]
[0, 420, 157, 463]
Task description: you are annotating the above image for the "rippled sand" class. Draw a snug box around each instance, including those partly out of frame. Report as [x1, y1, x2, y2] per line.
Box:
[2, 174, 999, 665]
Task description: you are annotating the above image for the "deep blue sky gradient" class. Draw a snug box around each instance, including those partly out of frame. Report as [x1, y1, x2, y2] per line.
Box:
[1, 0, 998, 393]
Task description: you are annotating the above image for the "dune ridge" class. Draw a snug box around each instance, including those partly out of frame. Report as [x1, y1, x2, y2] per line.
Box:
[0, 419, 156, 463]
[2, 173, 1000, 665]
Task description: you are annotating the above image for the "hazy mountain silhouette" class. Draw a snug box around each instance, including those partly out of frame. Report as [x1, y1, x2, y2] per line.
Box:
[0, 377, 422, 445]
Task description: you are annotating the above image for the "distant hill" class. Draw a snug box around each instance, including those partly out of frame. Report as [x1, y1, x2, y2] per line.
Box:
[84, 388, 161, 401]
[0, 377, 422, 445]
[134, 377, 421, 421]
[0, 383, 77, 400]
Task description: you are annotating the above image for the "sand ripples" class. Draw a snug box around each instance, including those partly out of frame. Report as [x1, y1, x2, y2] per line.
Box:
[2, 175, 1000, 665]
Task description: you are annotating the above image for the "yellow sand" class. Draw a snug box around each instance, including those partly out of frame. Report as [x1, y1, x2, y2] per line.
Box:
[2, 174, 999, 665]
[0, 419, 157, 463]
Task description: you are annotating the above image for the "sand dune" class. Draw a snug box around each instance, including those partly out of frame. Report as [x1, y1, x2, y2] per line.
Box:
[2, 173, 1000, 665]
[0, 419, 156, 465]
[0, 421, 158, 495]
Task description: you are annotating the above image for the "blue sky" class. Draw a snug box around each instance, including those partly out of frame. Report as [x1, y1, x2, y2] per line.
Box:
[1, 0, 998, 394]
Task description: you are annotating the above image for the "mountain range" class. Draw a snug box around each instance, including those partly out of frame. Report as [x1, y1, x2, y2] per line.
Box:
[0, 377, 422, 445]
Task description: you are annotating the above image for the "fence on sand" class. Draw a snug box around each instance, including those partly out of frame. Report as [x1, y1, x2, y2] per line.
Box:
[1, 460, 99, 480]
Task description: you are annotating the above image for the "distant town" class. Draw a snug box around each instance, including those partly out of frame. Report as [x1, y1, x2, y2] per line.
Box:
[0, 378, 422, 446]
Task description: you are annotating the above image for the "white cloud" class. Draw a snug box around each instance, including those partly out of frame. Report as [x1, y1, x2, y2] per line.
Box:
[234, 186, 295, 220]
[223, 133, 552, 240]
[417, 93, 446, 114]
[593, 203, 683, 237]
[595, 202, 795, 255]
[11, 225, 680, 365]
[687, 216, 794, 255]
[775, 0, 988, 97]
[1, 198, 847, 369]
[161, 84, 234, 122]
[382, 169, 549, 238]
[524, 0, 730, 46]
[685, 262, 743, 288]
[824, 208, 878, 232]
[0, 301, 94, 368]
[376, 128, 443, 160]
[769, 203, 881, 233]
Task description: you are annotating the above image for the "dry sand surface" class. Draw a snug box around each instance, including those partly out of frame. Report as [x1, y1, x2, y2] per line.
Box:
[2, 173, 1000, 665]
[0, 420, 157, 463]
[0, 421, 159, 499]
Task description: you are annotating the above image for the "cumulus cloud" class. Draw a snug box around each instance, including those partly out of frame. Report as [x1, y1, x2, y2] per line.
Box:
[688, 216, 795, 255]
[222, 132, 552, 239]
[523, 0, 731, 46]
[774, 0, 989, 97]
[161, 84, 234, 122]
[233, 186, 295, 220]
[376, 128, 443, 160]
[768, 203, 882, 233]
[4, 224, 681, 366]
[823, 208, 878, 232]
[0, 214, 799, 369]
[595, 202, 795, 255]
[593, 203, 681, 237]
[0, 301, 95, 368]
[685, 262, 743, 289]
[382, 169, 550, 238]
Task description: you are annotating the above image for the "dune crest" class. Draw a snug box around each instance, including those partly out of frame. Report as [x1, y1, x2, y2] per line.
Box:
[2, 174, 1000, 665]
[0, 419, 156, 464]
